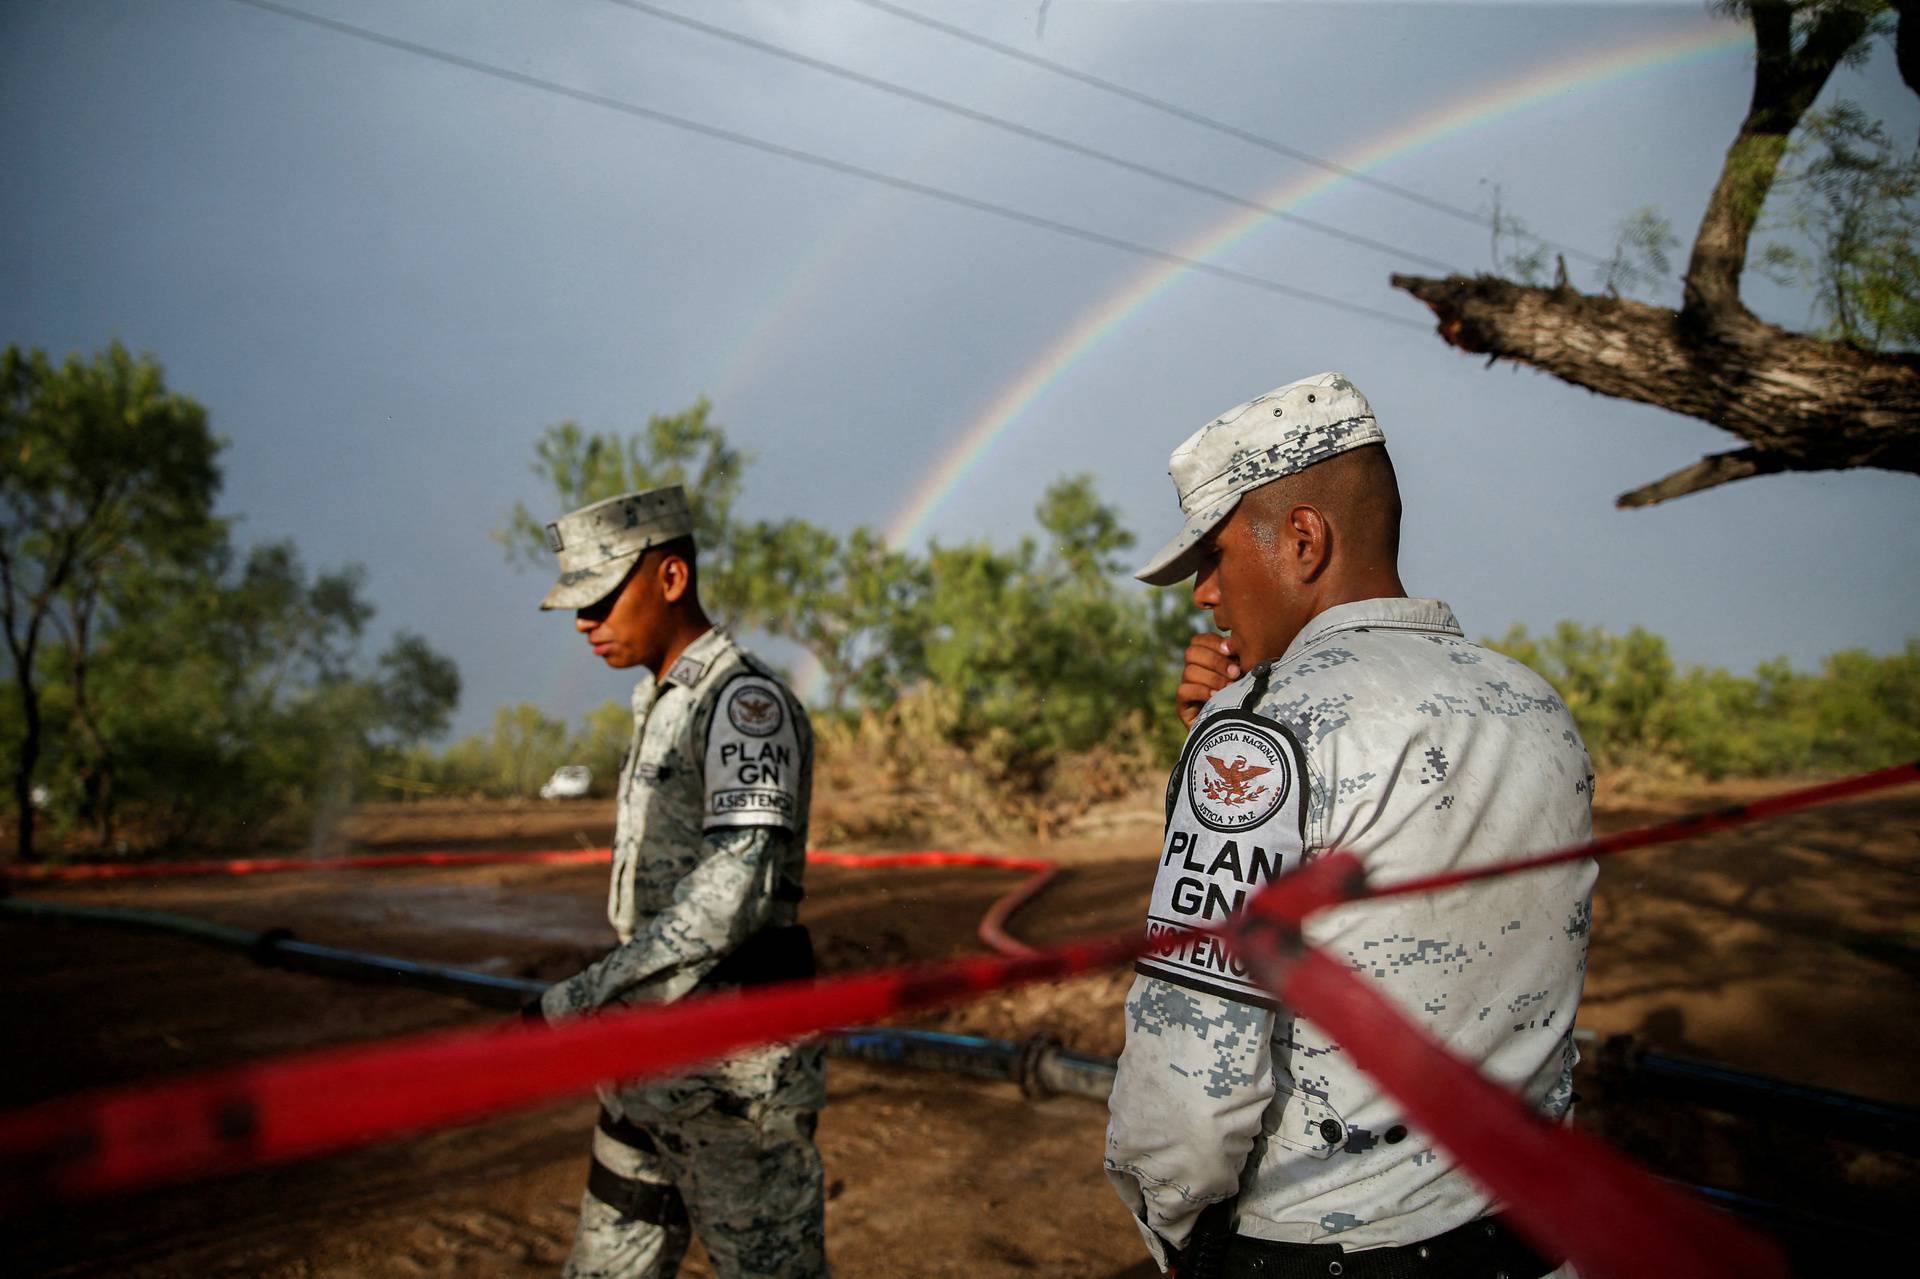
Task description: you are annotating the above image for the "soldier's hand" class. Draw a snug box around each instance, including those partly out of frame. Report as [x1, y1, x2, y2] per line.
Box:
[1177, 633, 1241, 729]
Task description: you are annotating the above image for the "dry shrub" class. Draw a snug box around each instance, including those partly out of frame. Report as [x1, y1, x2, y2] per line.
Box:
[812, 687, 1164, 845]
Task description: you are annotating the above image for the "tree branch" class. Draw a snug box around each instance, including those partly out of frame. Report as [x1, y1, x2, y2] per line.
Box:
[1898, 2, 1920, 99]
[1392, 271, 1920, 492]
[1614, 447, 1796, 507]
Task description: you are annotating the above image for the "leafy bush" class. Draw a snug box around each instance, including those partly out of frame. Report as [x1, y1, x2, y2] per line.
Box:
[2, 344, 461, 856]
[1487, 626, 1919, 779]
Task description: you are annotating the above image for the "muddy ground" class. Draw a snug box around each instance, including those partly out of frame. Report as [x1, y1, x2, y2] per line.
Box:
[4, 780, 1917, 1276]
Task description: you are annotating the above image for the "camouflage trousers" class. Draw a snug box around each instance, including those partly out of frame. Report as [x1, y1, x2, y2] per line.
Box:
[562, 1104, 828, 1279]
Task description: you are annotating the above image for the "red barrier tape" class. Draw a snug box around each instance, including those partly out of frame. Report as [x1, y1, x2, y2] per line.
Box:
[1233, 858, 1790, 1279]
[5, 846, 1054, 882]
[6, 765, 1913, 1271]
[1361, 760, 1920, 907]
[0, 847, 614, 880]
[0, 932, 1143, 1210]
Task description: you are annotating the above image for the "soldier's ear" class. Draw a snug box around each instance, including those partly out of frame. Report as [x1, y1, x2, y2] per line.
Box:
[658, 552, 693, 604]
[1293, 504, 1332, 584]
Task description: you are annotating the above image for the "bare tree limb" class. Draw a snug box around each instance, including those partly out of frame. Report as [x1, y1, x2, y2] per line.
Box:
[1614, 447, 1795, 507]
[1894, 1, 1920, 99]
[1391, 272, 1920, 491]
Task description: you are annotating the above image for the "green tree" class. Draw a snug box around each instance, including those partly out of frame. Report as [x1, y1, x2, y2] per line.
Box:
[377, 632, 463, 745]
[1490, 622, 1919, 778]
[71, 541, 462, 848]
[1759, 102, 1920, 349]
[904, 475, 1195, 767]
[496, 400, 752, 614]
[0, 344, 222, 860]
[568, 699, 637, 796]
[432, 703, 571, 797]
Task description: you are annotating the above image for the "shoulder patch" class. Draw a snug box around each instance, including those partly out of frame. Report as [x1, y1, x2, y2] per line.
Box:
[666, 654, 708, 687]
[1136, 709, 1309, 1009]
[703, 675, 802, 831]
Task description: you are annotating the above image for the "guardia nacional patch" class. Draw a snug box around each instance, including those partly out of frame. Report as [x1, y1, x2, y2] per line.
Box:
[726, 683, 784, 737]
[1187, 720, 1291, 832]
[1136, 710, 1309, 1009]
[705, 675, 801, 829]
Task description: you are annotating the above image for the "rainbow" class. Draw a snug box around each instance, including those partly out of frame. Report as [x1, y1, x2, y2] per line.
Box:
[794, 17, 1753, 702]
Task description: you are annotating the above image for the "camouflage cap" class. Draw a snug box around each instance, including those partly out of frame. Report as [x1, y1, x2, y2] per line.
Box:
[1134, 371, 1384, 586]
[538, 486, 695, 611]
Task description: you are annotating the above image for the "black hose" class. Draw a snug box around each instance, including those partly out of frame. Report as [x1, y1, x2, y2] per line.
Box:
[1597, 1033, 1920, 1155]
[1, 897, 547, 1009]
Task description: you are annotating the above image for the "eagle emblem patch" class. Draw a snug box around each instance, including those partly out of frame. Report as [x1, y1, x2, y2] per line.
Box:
[727, 685, 784, 737]
[1186, 721, 1290, 833]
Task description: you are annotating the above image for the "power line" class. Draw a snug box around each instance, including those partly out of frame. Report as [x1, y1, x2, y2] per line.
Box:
[593, 0, 1460, 274]
[849, 0, 1614, 269]
[221, 0, 1430, 331]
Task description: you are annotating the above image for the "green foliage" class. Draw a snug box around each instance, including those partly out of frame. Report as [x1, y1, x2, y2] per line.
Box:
[377, 633, 463, 744]
[1596, 206, 1681, 299]
[908, 475, 1193, 768]
[1759, 102, 1920, 350]
[1, 342, 226, 855]
[569, 699, 637, 795]
[1486, 624, 1920, 778]
[33, 540, 460, 848]
[421, 703, 572, 798]
[1, 343, 461, 854]
[1482, 181, 1551, 285]
[402, 699, 639, 799]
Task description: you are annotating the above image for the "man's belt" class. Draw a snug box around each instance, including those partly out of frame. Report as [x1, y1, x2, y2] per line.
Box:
[1215, 1214, 1557, 1279]
[596, 1107, 658, 1151]
[585, 1157, 687, 1227]
[698, 923, 815, 990]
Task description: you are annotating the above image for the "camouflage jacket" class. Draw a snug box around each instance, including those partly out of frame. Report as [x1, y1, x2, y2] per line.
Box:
[542, 628, 821, 1115]
[1105, 598, 1596, 1262]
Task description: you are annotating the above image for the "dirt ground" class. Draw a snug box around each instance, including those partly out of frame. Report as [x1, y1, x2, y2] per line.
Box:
[4, 779, 1917, 1277]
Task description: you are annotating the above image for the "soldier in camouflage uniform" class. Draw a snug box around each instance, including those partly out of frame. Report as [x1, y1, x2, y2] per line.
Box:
[536, 486, 828, 1279]
[1106, 373, 1593, 1278]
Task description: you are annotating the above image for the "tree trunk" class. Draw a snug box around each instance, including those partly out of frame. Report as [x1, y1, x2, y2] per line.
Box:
[1682, 2, 1870, 321]
[10, 654, 39, 866]
[1389, 3, 1917, 507]
[1896, 2, 1919, 101]
[63, 594, 118, 847]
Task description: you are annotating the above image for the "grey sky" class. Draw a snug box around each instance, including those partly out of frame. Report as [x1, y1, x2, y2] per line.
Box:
[3, 0, 1915, 741]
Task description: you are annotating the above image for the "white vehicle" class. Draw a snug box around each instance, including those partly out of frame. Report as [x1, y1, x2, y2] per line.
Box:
[538, 764, 593, 800]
